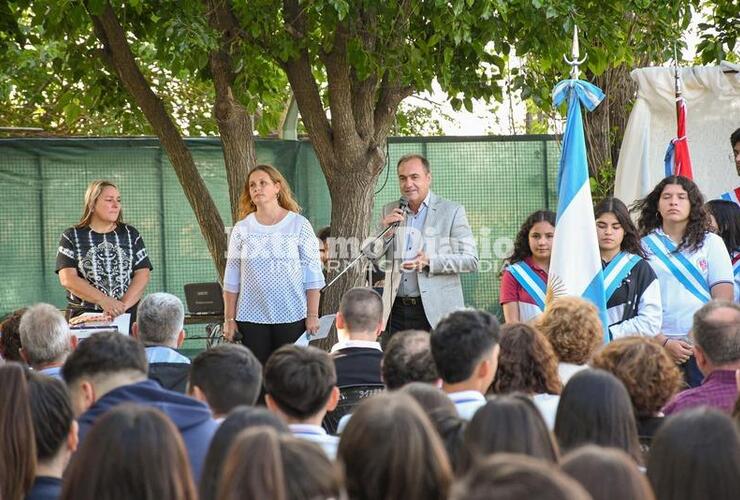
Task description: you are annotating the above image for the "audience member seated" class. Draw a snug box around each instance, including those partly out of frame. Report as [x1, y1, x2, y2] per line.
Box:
[450, 454, 590, 500]
[26, 370, 79, 500]
[131, 292, 190, 393]
[663, 301, 740, 415]
[400, 382, 467, 474]
[264, 345, 340, 459]
[562, 445, 655, 500]
[555, 369, 643, 465]
[61, 332, 217, 480]
[537, 296, 602, 385]
[60, 405, 197, 500]
[331, 287, 384, 387]
[188, 344, 262, 421]
[592, 336, 682, 452]
[381, 329, 439, 389]
[217, 427, 343, 500]
[648, 408, 740, 500]
[19, 304, 77, 380]
[461, 394, 558, 473]
[339, 393, 452, 500]
[200, 406, 288, 500]
[0, 307, 26, 362]
[1, 363, 77, 500]
[430, 310, 501, 419]
[491, 323, 561, 428]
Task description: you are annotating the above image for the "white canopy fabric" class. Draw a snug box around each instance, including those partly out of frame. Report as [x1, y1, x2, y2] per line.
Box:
[614, 63, 740, 206]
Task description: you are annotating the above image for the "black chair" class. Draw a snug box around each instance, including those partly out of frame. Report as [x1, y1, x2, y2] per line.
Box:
[322, 384, 385, 435]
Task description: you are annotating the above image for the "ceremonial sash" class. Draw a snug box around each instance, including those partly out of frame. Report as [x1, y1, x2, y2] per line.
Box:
[719, 187, 740, 206]
[603, 252, 641, 302]
[732, 251, 740, 276]
[643, 232, 710, 303]
[508, 261, 547, 311]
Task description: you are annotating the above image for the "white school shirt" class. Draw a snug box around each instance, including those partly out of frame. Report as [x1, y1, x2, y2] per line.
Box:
[642, 230, 733, 336]
[223, 212, 325, 324]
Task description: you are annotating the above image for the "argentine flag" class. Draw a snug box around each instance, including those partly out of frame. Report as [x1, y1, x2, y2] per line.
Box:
[550, 79, 609, 342]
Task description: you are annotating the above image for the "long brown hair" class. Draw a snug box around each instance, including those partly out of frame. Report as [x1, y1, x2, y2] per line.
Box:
[77, 180, 123, 228]
[60, 405, 197, 500]
[0, 363, 36, 500]
[238, 165, 301, 219]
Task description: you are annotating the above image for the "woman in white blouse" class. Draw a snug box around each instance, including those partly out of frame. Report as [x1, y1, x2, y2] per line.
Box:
[222, 165, 324, 364]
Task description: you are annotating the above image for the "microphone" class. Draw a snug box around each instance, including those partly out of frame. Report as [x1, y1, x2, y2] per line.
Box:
[391, 196, 409, 228]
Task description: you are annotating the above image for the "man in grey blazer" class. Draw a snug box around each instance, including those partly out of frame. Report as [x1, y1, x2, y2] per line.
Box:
[370, 154, 478, 336]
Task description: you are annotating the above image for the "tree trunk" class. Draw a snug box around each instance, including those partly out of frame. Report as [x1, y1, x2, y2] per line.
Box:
[90, 4, 227, 278]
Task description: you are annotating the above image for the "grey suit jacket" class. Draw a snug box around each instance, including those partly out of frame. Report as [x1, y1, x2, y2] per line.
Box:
[369, 192, 478, 328]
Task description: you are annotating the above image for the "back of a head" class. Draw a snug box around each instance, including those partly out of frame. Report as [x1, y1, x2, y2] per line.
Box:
[562, 445, 655, 500]
[136, 292, 185, 345]
[591, 337, 681, 417]
[492, 323, 561, 395]
[431, 310, 500, 384]
[692, 301, 740, 366]
[450, 454, 590, 500]
[190, 344, 262, 414]
[200, 407, 289, 500]
[264, 345, 336, 420]
[537, 296, 602, 364]
[382, 329, 438, 389]
[0, 308, 27, 362]
[464, 394, 558, 469]
[338, 392, 452, 500]
[0, 363, 35, 500]
[648, 408, 740, 500]
[218, 426, 342, 500]
[62, 331, 147, 387]
[60, 404, 196, 500]
[555, 369, 642, 463]
[399, 381, 457, 418]
[19, 303, 72, 366]
[339, 287, 383, 335]
[27, 371, 75, 463]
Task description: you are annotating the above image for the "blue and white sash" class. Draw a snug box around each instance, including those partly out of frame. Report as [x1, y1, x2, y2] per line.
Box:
[732, 252, 740, 276]
[603, 252, 641, 302]
[508, 261, 547, 311]
[643, 232, 711, 303]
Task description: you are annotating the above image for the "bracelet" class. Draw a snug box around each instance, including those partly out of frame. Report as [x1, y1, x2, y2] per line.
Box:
[224, 318, 236, 323]
[662, 338, 671, 347]
[307, 314, 319, 319]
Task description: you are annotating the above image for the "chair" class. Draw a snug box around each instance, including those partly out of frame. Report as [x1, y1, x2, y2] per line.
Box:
[322, 384, 385, 435]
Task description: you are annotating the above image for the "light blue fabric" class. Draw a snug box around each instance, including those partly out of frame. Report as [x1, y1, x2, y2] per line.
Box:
[145, 346, 191, 364]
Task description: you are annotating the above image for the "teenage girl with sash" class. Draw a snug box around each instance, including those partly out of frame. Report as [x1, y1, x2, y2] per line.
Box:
[594, 198, 661, 339]
[500, 210, 555, 323]
[635, 176, 734, 387]
[705, 199, 740, 302]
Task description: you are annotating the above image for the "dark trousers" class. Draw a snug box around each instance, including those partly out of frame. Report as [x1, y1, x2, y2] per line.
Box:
[681, 355, 704, 388]
[381, 297, 432, 347]
[236, 319, 306, 366]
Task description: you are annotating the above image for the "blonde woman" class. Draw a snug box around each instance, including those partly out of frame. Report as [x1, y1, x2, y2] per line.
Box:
[223, 165, 324, 364]
[56, 180, 151, 321]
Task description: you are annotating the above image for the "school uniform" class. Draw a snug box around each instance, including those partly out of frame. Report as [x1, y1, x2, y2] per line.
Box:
[500, 257, 548, 322]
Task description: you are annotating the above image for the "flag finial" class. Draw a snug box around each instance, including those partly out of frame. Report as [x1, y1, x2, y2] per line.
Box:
[563, 25, 587, 80]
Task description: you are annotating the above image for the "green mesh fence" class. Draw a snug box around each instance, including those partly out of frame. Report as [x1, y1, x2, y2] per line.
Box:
[0, 136, 559, 353]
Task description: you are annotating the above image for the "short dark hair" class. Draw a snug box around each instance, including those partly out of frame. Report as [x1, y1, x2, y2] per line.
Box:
[562, 445, 654, 500]
[28, 371, 74, 461]
[462, 394, 558, 472]
[190, 344, 263, 414]
[62, 332, 147, 386]
[339, 287, 383, 333]
[732, 127, 740, 148]
[382, 330, 439, 389]
[648, 407, 740, 500]
[431, 310, 500, 384]
[450, 454, 590, 500]
[554, 369, 642, 464]
[264, 345, 336, 419]
[692, 301, 740, 365]
[397, 153, 430, 172]
[316, 226, 331, 241]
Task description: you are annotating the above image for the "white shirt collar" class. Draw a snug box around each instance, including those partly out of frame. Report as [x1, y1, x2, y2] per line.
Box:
[447, 390, 486, 404]
[330, 339, 382, 353]
[289, 423, 328, 436]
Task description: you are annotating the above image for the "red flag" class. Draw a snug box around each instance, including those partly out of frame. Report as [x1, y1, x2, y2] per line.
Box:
[672, 93, 693, 179]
